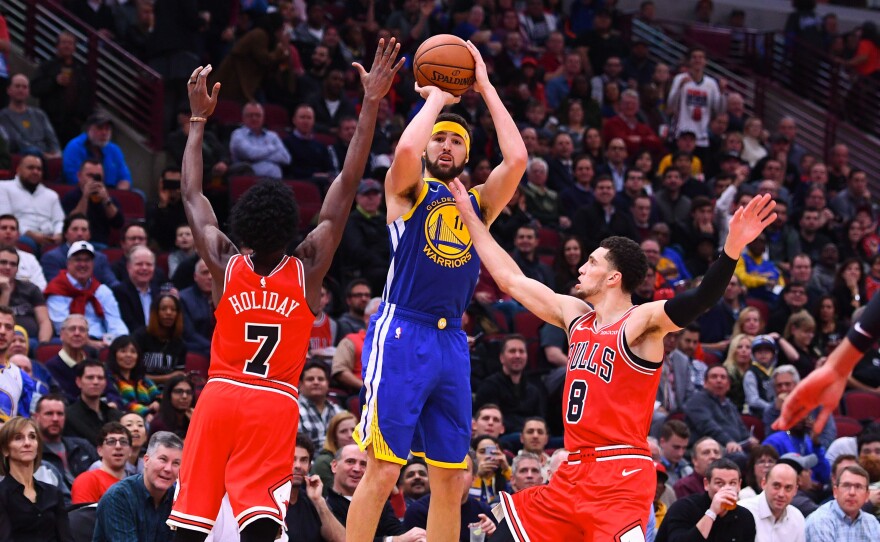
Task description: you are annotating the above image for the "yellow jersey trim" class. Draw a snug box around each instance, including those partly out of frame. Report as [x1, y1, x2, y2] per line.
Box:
[401, 180, 430, 222]
[411, 450, 468, 470]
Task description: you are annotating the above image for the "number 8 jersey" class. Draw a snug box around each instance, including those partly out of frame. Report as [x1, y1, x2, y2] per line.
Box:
[563, 307, 664, 450]
[210, 254, 313, 395]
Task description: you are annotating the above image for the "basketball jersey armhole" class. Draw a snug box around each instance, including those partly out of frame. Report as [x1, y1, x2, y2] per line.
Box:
[401, 181, 430, 222]
[222, 254, 240, 295]
[618, 321, 664, 372]
[567, 310, 593, 335]
[293, 257, 306, 297]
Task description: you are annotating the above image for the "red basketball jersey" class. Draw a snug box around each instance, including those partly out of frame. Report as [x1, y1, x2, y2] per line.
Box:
[210, 254, 313, 393]
[310, 313, 334, 351]
[563, 306, 663, 450]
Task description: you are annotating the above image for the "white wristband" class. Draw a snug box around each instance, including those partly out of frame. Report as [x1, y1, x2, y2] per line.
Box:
[704, 509, 717, 521]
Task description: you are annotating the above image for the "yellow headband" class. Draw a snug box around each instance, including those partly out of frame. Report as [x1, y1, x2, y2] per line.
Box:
[432, 121, 470, 160]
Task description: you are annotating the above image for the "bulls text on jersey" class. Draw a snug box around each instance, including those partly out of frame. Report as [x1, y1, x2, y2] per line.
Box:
[568, 338, 615, 384]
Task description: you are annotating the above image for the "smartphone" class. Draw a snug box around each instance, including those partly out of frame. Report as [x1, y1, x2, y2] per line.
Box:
[164, 179, 181, 190]
[484, 445, 497, 456]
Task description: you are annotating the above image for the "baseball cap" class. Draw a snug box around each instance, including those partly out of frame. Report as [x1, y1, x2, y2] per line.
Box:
[67, 240, 95, 259]
[522, 57, 539, 68]
[721, 150, 744, 162]
[678, 130, 697, 139]
[654, 461, 669, 483]
[357, 179, 382, 195]
[751, 334, 777, 353]
[778, 453, 818, 475]
[86, 112, 113, 127]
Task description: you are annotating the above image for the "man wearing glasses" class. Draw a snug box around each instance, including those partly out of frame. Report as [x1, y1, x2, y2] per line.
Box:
[805, 464, 880, 540]
[70, 421, 132, 504]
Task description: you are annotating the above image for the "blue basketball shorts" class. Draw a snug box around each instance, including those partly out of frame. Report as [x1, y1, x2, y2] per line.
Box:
[353, 302, 472, 468]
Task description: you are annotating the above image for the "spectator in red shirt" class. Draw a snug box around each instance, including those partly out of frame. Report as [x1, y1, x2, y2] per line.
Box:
[602, 89, 664, 158]
[70, 422, 131, 504]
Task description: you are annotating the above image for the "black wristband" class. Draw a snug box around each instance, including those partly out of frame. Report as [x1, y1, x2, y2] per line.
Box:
[664, 252, 738, 328]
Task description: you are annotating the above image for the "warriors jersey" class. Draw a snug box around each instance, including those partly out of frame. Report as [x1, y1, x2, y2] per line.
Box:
[563, 307, 663, 450]
[383, 179, 482, 316]
[0, 363, 36, 421]
[210, 254, 313, 392]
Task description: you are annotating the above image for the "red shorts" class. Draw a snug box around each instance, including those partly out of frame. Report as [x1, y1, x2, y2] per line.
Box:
[167, 378, 299, 534]
[499, 447, 654, 542]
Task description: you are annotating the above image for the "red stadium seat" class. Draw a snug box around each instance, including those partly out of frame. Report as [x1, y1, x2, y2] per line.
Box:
[229, 175, 259, 201]
[538, 227, 560, 254]
[346, 395, 361, 415]
[514, 311, 544, 340]
[46, 182, 75, 199]
[842, 391, 880, 421]
[102, 247, 124, 264]
[285, 180, 322, 230]
[833, 416, 863, 438]
[44, 157, 63, 182]
[538, 253, 554, 267]
[745, 298, 770, 329]
[185, 353, 210, 394]
[156, 252, 169, 277]
[109, 189, 145, 221]
[213, 99, 243, 126]
[263, 103, 290, 131]
[36, 343, 62, 362]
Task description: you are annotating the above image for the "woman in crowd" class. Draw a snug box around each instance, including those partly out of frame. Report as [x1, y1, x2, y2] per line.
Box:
[105, 336, 160, 419]
[838, 218, 868, 263]
[600, 80, 621, 118]
[557, 98, 588, 150]
[633, 149, 656, 188]
[741, 117, 768, 167]
[470, 434, 511, 506]
[583, 127, 604, 165]
[553, 236, 585, 293]
[0, 416, 72, 541]
[739, 445, 779, 500]
[148, 374, 195, 439]
[134, 292, 188, 387]
[119, 412, 146, 476]
[866, 253, 880, 301]
[723, 333, 756, 411]
[780, 311, 824, 378]
[731, 306, 765, 338]
[812, 294, 847, 355]
[832, 257, 867, 322]
[313, 411, 357, 495]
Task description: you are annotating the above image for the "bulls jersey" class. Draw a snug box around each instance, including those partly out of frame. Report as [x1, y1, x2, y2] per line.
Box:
[310, 313, 335, 351]
[210, 254, 314, 391]
[563, 307, 663, 450]
[383, 179, 482, 316]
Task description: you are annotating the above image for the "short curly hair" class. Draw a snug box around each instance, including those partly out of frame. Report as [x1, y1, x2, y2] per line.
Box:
[600, 236, 648, 294]
[229, 180, 299, 254]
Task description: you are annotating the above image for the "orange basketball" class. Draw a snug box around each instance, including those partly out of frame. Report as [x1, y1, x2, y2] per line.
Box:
[413, 34, 475, 97]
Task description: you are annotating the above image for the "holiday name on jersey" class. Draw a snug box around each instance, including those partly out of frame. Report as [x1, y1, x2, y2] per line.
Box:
[227, 290, 301, 317]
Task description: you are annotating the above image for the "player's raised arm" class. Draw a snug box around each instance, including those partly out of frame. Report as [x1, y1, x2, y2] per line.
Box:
[627, 194, 777, 341]
[465, 40, 528, 225]
[385, 83, 459, 211]
[774, 291, 880, 433]
[297, 38, 403, 310]
[181, 65, 237, 291]
[450, 178, 586, 329]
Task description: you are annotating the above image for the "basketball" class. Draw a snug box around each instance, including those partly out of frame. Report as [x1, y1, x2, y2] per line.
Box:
[413, 34, 475, 96]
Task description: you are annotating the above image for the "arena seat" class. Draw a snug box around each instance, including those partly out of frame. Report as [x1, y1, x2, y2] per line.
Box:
[284, 180, 322, 230]
[44, 157, 63, 182]
[538, 227, 560, 254]
[213, 99, 243, 126]
[833, 416, 863, 438]
[745, 298, 770, 328]
[46, 182, 75, 199]
[229, 175, 259, 201]
[346, 395, 361, 415]
[514, 311, 544, 341]
[36, 343, 62, 362]
[102, 247, 124, 264]
[740, 414, 764, 442]
[156, 252, 169, 277]
[109, 189, 145, 222]
[842, 391, 880, 422]
[263, 103, 290, 131]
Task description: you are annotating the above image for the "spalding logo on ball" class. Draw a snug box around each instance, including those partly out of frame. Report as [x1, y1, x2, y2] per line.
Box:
[413, 34, 476, 97]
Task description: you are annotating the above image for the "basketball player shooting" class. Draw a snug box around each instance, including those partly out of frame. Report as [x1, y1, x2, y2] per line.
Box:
[450, 177, 775, 541]
[774, 289, 880, 433]
[346, 40, 527, 542]
[167, 39, 403, 542]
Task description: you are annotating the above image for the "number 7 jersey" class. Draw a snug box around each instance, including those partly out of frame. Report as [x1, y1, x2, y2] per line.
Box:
[563, 307, 664, 450]
[210, 254, 314, 396]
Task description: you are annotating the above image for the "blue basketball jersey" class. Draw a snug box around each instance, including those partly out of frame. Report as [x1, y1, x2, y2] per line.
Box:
[383, 179, 482, 317]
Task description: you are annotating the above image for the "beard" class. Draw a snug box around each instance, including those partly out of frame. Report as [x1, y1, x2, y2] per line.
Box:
[425, 154, 467, 181]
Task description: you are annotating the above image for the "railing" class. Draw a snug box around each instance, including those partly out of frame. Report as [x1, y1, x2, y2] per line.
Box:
[631, 17, 880, 189]
[4, 0, 165, 150]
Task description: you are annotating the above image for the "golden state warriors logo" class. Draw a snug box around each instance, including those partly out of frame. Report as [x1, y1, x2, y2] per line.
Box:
[423, 198, 473, 268]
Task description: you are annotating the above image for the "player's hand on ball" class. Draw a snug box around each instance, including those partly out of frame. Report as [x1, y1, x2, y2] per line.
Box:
[465, 40, 490, 94]
[186, 65, 221, 118]
[354, 37, 405, 101]
[414, 81, 460, 105]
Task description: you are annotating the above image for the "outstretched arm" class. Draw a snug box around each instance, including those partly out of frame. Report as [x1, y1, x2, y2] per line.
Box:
[297, 38, 404, 313]
[449, 178, 587, 329]
[775, 291, 880, 433]
[466, 40, 528, 225]
[624, 195, 777, 359]
[182, 65, 237, 300]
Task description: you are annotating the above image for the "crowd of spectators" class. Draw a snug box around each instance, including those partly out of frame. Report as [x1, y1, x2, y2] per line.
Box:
[0, 0, 880, 540]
